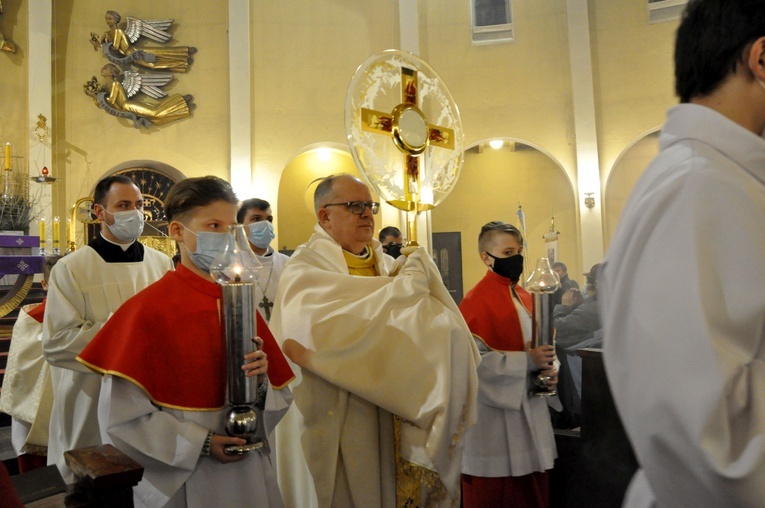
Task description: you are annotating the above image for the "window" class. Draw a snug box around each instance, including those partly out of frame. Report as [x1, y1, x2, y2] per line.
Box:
[647, 0, 688, 24]
[471, 0, 513, 45]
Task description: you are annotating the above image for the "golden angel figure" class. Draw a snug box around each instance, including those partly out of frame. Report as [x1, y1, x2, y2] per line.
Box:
[90, 11, 196, 73]
[84, 63, 194, 128]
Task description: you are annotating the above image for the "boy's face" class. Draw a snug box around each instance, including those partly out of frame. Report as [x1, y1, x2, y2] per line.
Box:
[169, 200, 239, 276]
[480, 232, 522, 269]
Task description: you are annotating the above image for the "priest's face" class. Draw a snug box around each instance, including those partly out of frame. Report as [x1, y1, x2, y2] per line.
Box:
[94, 182, 143, 244]
[318, 176, 375, 254]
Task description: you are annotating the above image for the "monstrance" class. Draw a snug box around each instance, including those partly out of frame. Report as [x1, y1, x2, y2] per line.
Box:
[345, 50, 464, 249]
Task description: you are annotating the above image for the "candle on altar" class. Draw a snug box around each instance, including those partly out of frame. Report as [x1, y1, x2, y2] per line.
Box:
[53, 216, 60, 248]
[66, 218, 72, 251]
[4, 143, 11, 170]
[39, 218, 47, 247]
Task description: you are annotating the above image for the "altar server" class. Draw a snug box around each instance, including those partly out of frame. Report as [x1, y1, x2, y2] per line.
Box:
[237, 198, 289, 322]
[42, 175, 172, 482]
[78, 176, 293, 508]
[459, 221, 559, 508]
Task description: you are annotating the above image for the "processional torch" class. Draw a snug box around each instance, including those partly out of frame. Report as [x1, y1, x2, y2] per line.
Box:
[525, 257, 561, 397]
[210, 224, 264, 455]
[345, 50, 465, 250]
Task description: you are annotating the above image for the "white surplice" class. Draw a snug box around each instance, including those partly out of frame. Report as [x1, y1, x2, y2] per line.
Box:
[0, 303, 52, 455]
[42, 246, 172, 481]
[98, 376, 291, 508]
[461, 296, 559, 478]
[254, 246, 290, 322]
[270, 225, 479, 507]
[601, 104, 765, 508]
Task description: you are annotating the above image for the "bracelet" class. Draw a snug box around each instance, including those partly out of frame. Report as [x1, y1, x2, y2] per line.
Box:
[200, 430, 214, 456]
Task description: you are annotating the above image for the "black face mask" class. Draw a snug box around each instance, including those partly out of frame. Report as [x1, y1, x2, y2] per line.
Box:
[486, 252, 524, 282]
[383, 242, 403, 259]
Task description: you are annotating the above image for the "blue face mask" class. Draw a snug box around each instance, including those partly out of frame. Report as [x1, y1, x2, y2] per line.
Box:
[248, 220, 275, 249]
[180, 223, 229, 273]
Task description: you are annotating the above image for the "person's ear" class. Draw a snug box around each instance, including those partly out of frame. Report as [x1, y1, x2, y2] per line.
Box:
[747, 37, 765, 81]
[93, 203, 106, 222]
[480, 251, 493, 268]
[168, 220, 183, 242]
[317, 208, 330, 226]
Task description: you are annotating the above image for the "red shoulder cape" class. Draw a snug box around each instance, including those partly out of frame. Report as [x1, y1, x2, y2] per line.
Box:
[26, 298, 46, 323]
[459, 270, 534, 351]
[77, 264, 293, 410]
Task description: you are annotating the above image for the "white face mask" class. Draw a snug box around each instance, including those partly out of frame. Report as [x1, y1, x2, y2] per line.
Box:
[104, 209, 144, 242]
[248, 220, 275, 249]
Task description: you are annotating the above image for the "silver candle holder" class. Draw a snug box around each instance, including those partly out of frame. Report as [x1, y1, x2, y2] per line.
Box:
[526, 257, 561, 397]
[211, 224, 264, 455]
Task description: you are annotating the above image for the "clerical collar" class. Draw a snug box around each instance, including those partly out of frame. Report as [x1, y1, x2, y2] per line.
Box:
[88, 233, 145, 263]
[100, 231, 134, 251]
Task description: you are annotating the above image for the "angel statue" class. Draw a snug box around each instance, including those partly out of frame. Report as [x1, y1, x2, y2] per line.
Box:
[84, 63, 194, 128]
[0, 0, 17, 54]
[90, 10, 196, 72]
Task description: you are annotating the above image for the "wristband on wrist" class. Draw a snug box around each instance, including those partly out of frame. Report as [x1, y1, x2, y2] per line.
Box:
[201, 430, 214, 456]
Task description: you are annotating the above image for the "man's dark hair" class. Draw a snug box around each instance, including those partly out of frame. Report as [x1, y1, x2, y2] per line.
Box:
[675, 0, 765, 102]
[237, 198, 270, 223]
[478, 221, 523, 253]
[552, 262, 567, 272]
[93, 175, 138, 206]
[165, 176, 238, 222]
[379, 226, 402, 242]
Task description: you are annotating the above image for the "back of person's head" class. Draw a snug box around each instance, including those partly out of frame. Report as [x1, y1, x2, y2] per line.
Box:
[379, 226, 402, 242]
[478, 221, 523, 253]
[552, 261, 567, 273]
[237, 198, 271, 223]
[93, 175, 137, 206]
[42, 255, 62, 282]
[584, 263, 601, 290]
[675, 0, 765, 102]
[165, 176, 237, 222]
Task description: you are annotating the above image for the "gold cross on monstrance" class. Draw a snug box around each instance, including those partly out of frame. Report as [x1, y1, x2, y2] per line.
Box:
[359, 66, 455, 247]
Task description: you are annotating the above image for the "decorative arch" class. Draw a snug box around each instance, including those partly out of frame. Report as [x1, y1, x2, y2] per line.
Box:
[276, 144, 362, 251]
[604, 129, 661, 249]
[432, 137, 580, 293]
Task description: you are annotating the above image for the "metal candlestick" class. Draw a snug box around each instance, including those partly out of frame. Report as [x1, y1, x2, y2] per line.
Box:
[526, 257, 561, 397]
[221, 278, 263, 454]
[211, 224, 264, 455]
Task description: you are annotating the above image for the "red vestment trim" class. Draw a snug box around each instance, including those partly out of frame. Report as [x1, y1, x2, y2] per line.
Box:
[26, 298, 46, 323]
[78, 264, 293, 410]
[459, 270, 534, 352]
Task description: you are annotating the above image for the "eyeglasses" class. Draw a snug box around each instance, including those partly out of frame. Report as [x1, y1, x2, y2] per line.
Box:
[324, 201, 380, 215]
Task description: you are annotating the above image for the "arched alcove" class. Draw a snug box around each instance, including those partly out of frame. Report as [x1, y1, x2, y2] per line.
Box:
[604, 130, 660, 249]
[276, 145, 370, 251]
[432, 138, 580, 294]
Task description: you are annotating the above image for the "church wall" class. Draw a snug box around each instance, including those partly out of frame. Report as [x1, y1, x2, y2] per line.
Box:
[589, 0, 679, 245]
[51, 0, 230, 225]
[422, 0, 580, 291]
[251, 0, 399, 234]
[422, 0, 576, 182]
[434, 146, 578, 294]
[0, 0, 29, 178]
